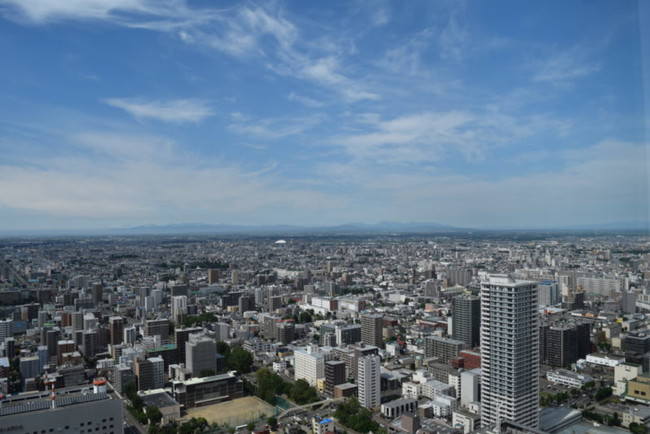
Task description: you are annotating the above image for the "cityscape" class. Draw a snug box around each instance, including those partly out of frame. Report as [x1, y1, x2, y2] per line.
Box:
[1, 232, 650, 434]
[0, 1, 648, 434]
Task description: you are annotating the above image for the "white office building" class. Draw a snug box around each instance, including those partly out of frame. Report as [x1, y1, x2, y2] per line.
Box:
[358, 354, 381, 409]
[480, 275, 539, 429]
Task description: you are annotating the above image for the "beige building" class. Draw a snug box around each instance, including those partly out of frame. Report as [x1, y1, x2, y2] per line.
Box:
[615, 363, 643, 396]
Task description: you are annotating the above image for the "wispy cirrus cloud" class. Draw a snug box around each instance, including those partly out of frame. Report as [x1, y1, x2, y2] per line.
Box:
[228, 112, 322, 140]
[287, 92, 325, 108]
[336, 109, 571, 164]
[103, 98, 214, 123]
[0, 0, 214, 28]
[531, 46, 600, 84]
[1, 1, 378, 103]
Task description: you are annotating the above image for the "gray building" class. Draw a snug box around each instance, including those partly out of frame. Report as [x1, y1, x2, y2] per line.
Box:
[361, 313, 384, 349]
[0, 383, 123, 434]
[451, 294, 480, 348]
[186, 334, 217, 377]
[424, 335, 466, 363]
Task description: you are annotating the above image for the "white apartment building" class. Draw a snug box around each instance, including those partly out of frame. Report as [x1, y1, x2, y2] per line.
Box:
[358, 354, 381, 409]
[294, 345, 327, 386]
[402, 381, 420, 399]
[480, 275, 539, 429]
[461, 369, 481, 406]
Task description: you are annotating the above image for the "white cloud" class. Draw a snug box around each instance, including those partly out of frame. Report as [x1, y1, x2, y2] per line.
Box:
[287, 92, 325, 108]
[104, 98, 214, 123]
[0, 0, 210, 28]
[0, 131, 343, 223]
[532, 46, 600, 84]
[71, 131, 175, 160]
[371, 7, 389, 26]
[335, 108, 569, 164]
[314, 140, 648, 227]
[228, 112, 322, 140]
[438, 14, 468, 61]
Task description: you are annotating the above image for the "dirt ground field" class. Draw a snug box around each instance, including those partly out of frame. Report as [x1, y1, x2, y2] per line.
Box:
[183, 396, 276, 427]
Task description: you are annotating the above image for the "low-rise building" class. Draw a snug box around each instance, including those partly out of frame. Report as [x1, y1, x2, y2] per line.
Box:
[546, 369, 593, 388]
[381, 397, 418, 419]
[171, 371, 243, 408]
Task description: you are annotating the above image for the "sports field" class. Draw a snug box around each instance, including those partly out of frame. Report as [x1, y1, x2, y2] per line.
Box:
[183, 396, 276, 427]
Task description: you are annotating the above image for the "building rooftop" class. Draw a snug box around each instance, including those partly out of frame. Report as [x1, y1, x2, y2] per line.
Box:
[0, 386, 112, 418]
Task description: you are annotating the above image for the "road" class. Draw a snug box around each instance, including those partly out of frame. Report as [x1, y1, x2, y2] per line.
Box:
[106, 380, 147, 434]
[277, 397, 344, 420]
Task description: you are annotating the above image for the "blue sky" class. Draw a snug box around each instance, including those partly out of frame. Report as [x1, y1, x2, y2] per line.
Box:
[0, 0, 648, 230]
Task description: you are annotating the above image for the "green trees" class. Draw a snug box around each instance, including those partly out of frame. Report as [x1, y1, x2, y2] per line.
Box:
[583, 409, 620, 427]
[216, 341, 231, 356]
[255, 369, 319, 405]
[540, 391, 571, 407]
[289, 379, 319, 405]
[267, 416, 278, 430]
[334, 398, 380, 433]
[217, 341, 253, 373]
[147, 418, 212, 434]
[256, 368, 289, 404]
[146, 406, 163, 425]
[182, 313, 218, 327]
[595, 387, 613, 401]
[226, 346, 253, 373]
[582, 381, 596, 391]
[124, 383, 148, 424]
[178, 418, 209, 433]
[630, 422, 648, 434]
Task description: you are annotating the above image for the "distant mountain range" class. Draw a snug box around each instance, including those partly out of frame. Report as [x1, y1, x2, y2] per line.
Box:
[118, 221, 463, 235]
[1, 220, 648, 237]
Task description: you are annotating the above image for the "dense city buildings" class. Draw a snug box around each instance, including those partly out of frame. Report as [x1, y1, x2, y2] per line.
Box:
[0, 232, 649, 433]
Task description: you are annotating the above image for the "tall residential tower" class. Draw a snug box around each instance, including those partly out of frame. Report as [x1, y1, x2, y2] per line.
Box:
[480, 275, 539, 429]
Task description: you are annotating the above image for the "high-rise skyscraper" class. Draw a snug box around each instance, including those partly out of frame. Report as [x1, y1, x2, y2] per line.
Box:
[451, 294, 481, 348]
[361, 313, 384, 348]
[480, 275, 539, 429]
[358, 354, 380, 409]
[171, 296, 188, 324]
[109, 316, 124, 346]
